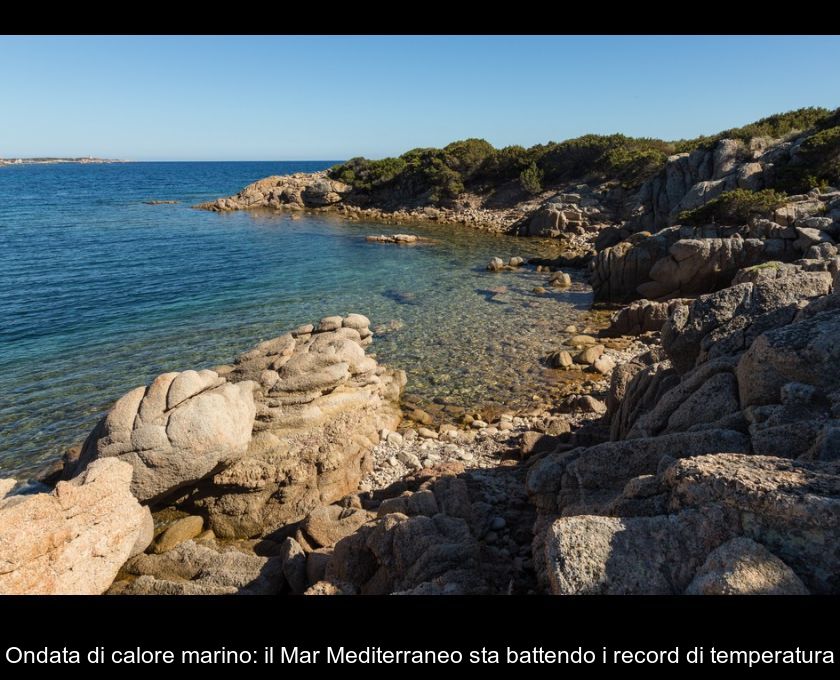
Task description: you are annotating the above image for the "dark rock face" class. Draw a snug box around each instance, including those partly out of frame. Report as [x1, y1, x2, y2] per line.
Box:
[532, 266, 840, 594]
[661, 268, 833, 375]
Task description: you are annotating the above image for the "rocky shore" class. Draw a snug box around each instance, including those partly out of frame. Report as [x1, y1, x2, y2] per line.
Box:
[2, 111, 839, 595]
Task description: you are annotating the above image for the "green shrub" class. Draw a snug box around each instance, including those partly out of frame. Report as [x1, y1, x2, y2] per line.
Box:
[442, 138, 495, 180]
[328, 156, 407, 190]
[519, 162, 544, 194]
[773, 124, 840, 193]
[674, 107, 833, 153]
[678, 189, 788, 226]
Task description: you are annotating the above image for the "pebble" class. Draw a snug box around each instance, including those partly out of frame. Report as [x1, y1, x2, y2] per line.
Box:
[484, 426, 499, 436]
[387, 456, 398, 467]
[387, 431, 404, 446]
[410, 408, 434, 426]
[457, 450, 474, 462]
[576, 345, 605, 365]
[417, 427, 438, 439]
[499, 421, 513, 431]
[471, 420, 488, 429]
[420, 440, 436, 451]
[397, 451, 421, 468]
[403, 428, 417, 441]
[491, 516, 507, 530]
[594, 354, 616, 375]
[567, 334, 598, 347]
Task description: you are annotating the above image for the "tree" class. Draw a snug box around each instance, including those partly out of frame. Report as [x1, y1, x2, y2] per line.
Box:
[519, 162, 543, 194]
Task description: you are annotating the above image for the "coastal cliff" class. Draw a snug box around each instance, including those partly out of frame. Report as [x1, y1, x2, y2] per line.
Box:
[2, 106, 839, 595]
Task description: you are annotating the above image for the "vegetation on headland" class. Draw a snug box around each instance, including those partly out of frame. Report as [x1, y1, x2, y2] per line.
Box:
[672, 106, 832, 152]
[678, 189, 790, 226]
[328, 107, 839, 205]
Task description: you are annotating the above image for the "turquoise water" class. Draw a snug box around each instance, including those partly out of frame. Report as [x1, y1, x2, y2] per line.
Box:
[0, 162, 591, 477]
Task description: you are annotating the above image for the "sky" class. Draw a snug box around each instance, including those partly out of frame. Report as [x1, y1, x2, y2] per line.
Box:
[1, 35, 839, 161]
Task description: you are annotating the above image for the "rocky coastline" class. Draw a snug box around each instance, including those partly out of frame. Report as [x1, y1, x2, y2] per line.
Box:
[2, 111, 840, 595]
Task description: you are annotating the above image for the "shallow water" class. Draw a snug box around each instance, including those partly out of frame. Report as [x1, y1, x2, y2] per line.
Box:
[0, 162, 590, 476]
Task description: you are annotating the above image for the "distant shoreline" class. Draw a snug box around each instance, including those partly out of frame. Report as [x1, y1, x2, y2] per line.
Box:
[0, 157, 127, 166]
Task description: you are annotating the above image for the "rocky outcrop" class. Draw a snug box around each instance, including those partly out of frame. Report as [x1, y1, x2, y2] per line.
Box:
[321, 474, 484, 594]
[537, 453, 840, 594]
[736, 299, 840, 407]
[193, 315, 404, 538]
[627, 137, 792, 231]
[594, 191, 839, 303]
[636, 236, 767, 299]
[535, 254, 840, 593]
[607, 351, 679, 441]
[195, 172, 350, 212]
[69, 314, 404, 540]
[0, 459, 152, 595]
[516, 186, 613, 238]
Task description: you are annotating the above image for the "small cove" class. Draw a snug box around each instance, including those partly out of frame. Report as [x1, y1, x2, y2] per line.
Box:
[0, 161, 592, 476]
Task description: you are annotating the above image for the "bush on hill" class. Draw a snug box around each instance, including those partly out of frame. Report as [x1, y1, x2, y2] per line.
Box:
[677, 188, 788, 226]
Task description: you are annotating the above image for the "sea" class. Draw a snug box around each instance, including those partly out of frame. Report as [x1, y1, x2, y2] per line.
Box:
[0, 161, 591, 477]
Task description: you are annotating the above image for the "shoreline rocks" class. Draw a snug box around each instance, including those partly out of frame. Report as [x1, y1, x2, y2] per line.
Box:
[0, 459, 152, 595]
[67, 314, 405, 547]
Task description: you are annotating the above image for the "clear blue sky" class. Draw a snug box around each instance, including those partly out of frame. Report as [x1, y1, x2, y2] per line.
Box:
[2, 35, 839, 161]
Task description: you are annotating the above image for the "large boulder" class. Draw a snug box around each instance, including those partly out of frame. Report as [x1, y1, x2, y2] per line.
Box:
[0, 459, 152, 594]
[537, 453, 840, 594]
[636, 236, 766, 300]
[685, 537, 809, 595]
[69, 371, 256, 503]
[541, 508, 734, 594]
